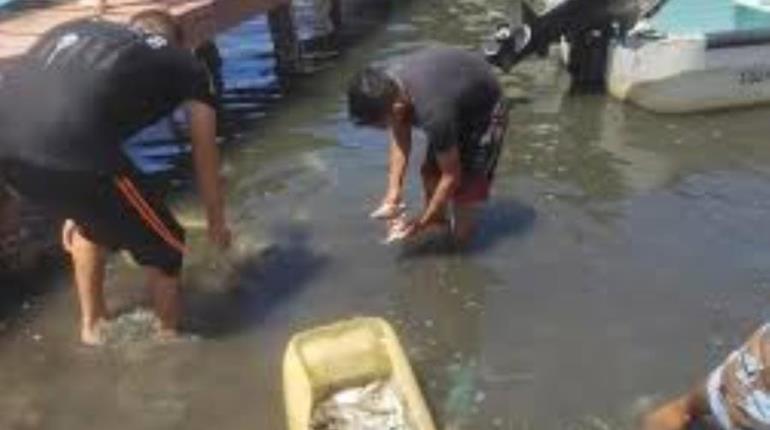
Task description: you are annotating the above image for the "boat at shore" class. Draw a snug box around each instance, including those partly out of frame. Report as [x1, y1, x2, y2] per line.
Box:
[511, 0, 770, 113]
[604, 0, 770, 113]
[607, 25, 770, 113]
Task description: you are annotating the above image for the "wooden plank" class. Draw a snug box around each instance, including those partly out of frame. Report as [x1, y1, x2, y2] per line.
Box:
[0, 0, 290, 67]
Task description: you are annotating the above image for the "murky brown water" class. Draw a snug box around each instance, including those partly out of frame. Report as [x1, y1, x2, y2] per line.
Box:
[2, 0, 770, 428]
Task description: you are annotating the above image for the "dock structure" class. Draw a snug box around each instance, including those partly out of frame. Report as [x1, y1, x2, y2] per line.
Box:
[0, 0, 296, 68]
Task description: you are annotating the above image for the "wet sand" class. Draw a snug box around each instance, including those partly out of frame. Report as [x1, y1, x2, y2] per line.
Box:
[1, 0, 769, 428]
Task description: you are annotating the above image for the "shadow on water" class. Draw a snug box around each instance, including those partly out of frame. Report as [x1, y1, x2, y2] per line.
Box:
[184, 223, 329, 338]
[399, 199, 537, 259]
[471, 199, 537, 252]
[0, 260, 66, 343]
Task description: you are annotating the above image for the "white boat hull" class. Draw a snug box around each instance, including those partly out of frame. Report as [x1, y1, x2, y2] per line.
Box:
[607, 32, 770, 113]
[733, 0, 770, 13]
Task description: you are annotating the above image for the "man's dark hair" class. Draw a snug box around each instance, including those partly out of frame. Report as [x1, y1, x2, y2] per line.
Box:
[129, 10, 183, 46]
[347, 67, 400, 126]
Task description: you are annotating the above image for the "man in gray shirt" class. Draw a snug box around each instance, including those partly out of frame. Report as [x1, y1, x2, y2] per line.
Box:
[347, 46, 509, 244]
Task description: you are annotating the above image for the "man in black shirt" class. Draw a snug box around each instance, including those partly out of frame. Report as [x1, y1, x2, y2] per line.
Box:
[0, 11, 230, 344]
[347, 46, 509, 245]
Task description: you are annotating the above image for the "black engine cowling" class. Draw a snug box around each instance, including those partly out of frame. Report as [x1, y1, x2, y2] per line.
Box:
[484, 0, 656, 74]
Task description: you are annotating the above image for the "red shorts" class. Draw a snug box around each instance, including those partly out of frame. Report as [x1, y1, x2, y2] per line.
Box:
[421, 162, 494, 207]
[454, 175, 492, 206]
[423, 99, 509, 207]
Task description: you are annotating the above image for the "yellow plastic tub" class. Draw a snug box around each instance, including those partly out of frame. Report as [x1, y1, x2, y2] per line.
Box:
[283, 317, 437, 430]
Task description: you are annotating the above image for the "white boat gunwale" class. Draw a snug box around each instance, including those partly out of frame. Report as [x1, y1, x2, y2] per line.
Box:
[733, 0, 770, 13]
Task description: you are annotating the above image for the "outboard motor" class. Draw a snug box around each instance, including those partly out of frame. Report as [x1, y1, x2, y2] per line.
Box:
[484, 23, 534, 72]
[564, 23, 614, 92]
[484, 0, 646, 91]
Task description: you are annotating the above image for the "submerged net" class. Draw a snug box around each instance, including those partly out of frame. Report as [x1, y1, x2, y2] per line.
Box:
[310, 380, 414, 430]
[102, 309, 161, 345]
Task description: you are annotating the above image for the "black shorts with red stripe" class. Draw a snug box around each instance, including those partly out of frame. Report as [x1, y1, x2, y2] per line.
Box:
[1, 159, 185, 275]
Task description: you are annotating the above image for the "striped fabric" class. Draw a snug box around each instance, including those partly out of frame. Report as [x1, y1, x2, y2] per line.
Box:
[114, 176, 187, 255]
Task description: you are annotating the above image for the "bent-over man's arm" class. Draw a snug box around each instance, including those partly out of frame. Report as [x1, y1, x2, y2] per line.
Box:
[419, 145, 462, 226]
[187, 100, 230, 249]
[385, 118, 412, 205]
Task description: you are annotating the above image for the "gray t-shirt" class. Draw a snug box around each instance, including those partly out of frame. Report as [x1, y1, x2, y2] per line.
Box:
[388, 46, 502, 165]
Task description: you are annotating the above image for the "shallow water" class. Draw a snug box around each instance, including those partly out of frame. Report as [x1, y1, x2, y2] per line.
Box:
[2, 0, 770, 429]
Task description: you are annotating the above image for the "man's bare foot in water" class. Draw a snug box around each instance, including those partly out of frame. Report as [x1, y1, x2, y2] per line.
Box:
[155, 328, 181, 342]
[80, 318, 109, 346]
[151, 315, 200, 343]
[155, 328, 200, 343]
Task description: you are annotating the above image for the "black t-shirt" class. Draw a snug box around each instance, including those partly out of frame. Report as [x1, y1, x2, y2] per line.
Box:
[0, 19, 215, 172]
[387, 46, 501, 164]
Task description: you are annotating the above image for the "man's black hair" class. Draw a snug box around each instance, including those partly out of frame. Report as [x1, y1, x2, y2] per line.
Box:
[347, 67, 400, 126]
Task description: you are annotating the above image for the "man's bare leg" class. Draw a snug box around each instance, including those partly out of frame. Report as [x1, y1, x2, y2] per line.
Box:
[420, 161, 448, 225]
[452, 204, 479, 247]
[63, 220, 109, 345]
[146, 267, 182, 339]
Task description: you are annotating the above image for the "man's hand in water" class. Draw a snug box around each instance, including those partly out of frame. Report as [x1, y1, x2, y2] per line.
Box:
[401, 218, 425, 239]
[403, 215, 450, 239]
[401, 215, 452, 240]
